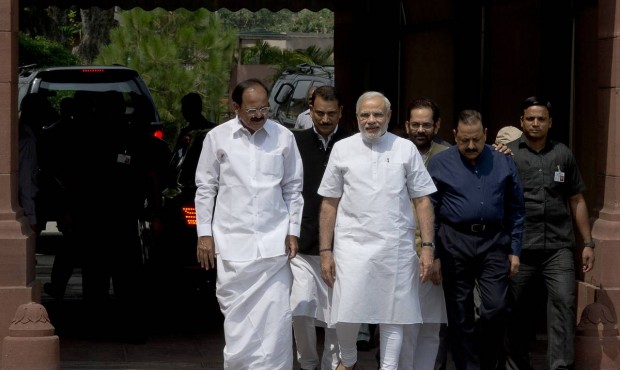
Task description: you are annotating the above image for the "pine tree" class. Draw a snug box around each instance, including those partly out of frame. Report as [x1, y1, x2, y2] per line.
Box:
[95, 8, 237, 144]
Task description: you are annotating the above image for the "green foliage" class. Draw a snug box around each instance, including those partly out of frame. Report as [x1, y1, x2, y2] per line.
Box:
[95, 8, 237, 146]
[217, 8, 333, 34]
[18, 32, 79, 69]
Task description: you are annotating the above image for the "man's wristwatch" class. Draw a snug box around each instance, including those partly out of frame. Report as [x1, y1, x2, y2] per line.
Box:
[584, 241, 595, 249]
[421, 241, 435, 249]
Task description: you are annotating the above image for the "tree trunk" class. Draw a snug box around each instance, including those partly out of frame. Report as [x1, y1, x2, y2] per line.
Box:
[73, 7, 116, 64]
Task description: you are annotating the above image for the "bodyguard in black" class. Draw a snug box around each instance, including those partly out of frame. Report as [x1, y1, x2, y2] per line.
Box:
[427, 110, 525, 370]
[504, 97, 595, 370]
[291, 85, 351, 370]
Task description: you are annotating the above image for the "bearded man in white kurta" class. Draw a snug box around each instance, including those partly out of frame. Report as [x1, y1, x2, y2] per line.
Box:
[318, 91, 437, 370]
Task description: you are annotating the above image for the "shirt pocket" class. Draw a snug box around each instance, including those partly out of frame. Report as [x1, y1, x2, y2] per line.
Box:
[259, 153, 284, 179]
[381, 162, 406, 193]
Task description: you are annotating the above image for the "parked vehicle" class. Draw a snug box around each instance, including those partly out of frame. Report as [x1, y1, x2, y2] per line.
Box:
[18, 65, 166, 263]
[269, 63, 335, 128]
[156, 128, 217, 300]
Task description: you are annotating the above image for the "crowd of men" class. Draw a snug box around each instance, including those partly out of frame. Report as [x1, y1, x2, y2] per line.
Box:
[193, 78, 595, 370]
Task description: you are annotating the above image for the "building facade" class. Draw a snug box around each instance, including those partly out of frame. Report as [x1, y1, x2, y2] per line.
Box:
[1, 1, 619, 367]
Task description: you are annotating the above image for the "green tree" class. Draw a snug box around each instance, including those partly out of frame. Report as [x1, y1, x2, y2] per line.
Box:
[217, 9, 333, 34]
[19, 32, 79, 69]
[95, 8, 237, 145]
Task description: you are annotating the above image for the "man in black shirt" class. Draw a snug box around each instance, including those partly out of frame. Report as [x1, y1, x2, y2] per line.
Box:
[505, 96, 595, 370]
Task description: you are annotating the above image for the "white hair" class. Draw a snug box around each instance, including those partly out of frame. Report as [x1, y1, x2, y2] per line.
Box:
[355, 91, 391, 113]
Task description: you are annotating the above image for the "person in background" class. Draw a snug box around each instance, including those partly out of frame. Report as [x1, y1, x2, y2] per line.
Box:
[195, 78, 304, 369]
[179, 92, 217, 134]
[427, 109, 525, 370]
[399, 98, 449, 370]
[318, 91, 437, 370]
[18, 93, 54, 234]
[292, 85, 350, 370]
[43, 96, 81, 300]
[504, 97, 595, 370]
[496, 125, 523, 145]
[295, 86, 318, 130]
[173, 92, 217, 158]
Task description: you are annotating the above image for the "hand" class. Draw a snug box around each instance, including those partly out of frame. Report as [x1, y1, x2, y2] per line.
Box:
[430, 259, 442, 285]
[196, 236, 216, 270]
[285, 235, 298, 259]
[493, 142, 512, 155]
[320, 251, 336, 288]
[508, 254, 520, 277]
[582, 247, 595, 272]
[419, 246, 434, 283]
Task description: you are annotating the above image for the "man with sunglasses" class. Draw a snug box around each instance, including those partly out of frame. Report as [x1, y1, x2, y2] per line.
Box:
[195, 78, 304, 369]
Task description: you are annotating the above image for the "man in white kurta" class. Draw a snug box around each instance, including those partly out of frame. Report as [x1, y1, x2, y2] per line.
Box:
[318, 91, 437, 370]
[195, 78, 304, 370]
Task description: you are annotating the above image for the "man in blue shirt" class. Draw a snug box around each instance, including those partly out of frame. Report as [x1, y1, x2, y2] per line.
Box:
[427, 109, 525, 370]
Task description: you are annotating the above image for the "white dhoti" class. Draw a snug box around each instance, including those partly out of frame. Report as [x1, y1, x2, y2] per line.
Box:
[290, 254, 332, 324]
[216, 256, 293, 370]
[290, 254, 339, 370]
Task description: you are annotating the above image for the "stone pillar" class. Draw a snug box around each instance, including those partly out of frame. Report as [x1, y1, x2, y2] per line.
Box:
[575, 0, 620, 366]
[575, 302, 620, 369]
[1, 302, 59, 370]
[0, 0, 41, 368]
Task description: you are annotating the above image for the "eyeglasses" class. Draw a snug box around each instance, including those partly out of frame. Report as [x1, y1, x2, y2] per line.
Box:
[409, 122, 434, 130]
[244, 107, 270, 116]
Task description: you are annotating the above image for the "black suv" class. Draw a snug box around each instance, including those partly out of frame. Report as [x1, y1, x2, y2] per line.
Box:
[269, 64, 335, 128]
[156, 128, 218, 302]
[19, 65, 166, 262]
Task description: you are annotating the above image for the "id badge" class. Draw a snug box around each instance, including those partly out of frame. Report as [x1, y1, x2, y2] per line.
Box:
[554, 165, 564, 182]
[117, 153, 132, 164]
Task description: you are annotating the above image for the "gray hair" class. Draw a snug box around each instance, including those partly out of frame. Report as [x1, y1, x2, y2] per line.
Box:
[355, 91, 391, 113]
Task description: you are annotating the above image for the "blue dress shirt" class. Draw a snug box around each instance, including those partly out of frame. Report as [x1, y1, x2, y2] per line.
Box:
[427, 144, 525, 256]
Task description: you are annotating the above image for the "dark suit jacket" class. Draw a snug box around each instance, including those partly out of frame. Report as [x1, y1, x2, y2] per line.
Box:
[294, 127, 352, 255]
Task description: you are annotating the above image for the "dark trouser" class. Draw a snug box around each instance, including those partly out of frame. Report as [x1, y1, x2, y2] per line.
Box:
[438, 224, 511, 370]
[505, 248, 575, 370]
[49, 230, 81, 299]
[79, 219, 146, 341]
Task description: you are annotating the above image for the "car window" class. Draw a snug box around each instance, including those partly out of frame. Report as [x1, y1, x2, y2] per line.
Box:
[268, 64, 335, 129]
[281, 80, 314, 122]
[19, 67, 162, 133]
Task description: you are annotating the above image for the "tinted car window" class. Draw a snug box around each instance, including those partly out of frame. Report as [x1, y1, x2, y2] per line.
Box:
[19, 66, 162, 133]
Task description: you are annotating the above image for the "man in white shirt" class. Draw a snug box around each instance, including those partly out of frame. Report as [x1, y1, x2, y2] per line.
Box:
[294, 86, 318, 130]
[195, 78, 304, 369]
[318, 91, 437, 370]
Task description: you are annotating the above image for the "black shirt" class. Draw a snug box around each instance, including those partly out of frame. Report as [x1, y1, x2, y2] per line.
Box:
[507, 136, 586, 250]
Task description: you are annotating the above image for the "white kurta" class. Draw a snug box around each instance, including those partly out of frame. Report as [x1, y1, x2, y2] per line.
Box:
[318, 132, 436, 325]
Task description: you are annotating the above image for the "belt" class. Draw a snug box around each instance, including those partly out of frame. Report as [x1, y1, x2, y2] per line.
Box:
[442, 220, 504, 234]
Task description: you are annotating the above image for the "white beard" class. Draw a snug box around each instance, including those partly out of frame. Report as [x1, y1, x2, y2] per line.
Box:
[359, 123, 388, 143]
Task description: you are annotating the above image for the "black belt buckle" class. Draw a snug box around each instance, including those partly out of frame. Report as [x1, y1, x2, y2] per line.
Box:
[470, 224, 486, 233]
